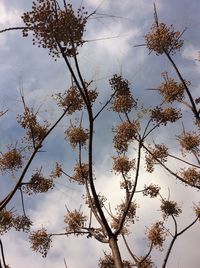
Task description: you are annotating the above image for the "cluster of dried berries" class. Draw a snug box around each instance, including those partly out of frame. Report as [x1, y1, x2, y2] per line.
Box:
[71, 163, 89, 184]
[160, 200, 182, 219]
[29, 228, 52, 257]
[65, 125, 89, 148]
[143, 184, 160, 198]
[64, 209, 87, 233]
[23, 170, 54, 195]
[178, 131, 200, 155]
[145, 22, 184, 55]
[17, 107, 49, 146]
[98, 253, 132, 268]
[22, 0, 88, 58]
[151, 106, 181, 125]
[158, 72, 186, 103]
[50, 162, 62, 179]
[145, 144, 168, 173]
[0, 147, 22, 173]
[146, 222, 166, 250]
[109, 74, 136, 113]
[180, 167, 200, 187]
[113, 121, 139, 152]
[0, 209, 32, 234]
[112, 156, 135, 175]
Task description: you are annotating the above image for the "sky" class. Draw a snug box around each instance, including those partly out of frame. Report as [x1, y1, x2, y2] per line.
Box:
[0, 0, 200, 267]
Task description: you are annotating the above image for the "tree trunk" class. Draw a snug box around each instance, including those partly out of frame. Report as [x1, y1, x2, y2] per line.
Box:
[109, 237, 123, 268]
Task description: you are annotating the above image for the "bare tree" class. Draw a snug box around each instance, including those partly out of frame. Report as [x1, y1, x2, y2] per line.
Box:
[0, 1, 199, 268]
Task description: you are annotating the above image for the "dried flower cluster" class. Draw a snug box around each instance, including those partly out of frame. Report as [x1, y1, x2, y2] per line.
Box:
[145, 22, 184, 55]
[138, 256, 155, 268]
[160, 200, 182, 219]
[23, 170, 54, 195]
[65, 125, 89, 148]
[109, 74, 136, 113]
[50, 162, 62, 179]
[181, 167, 200, 187]
[17, 107, 49, 146]
[98, 253, 132, 268]
[71, 163, 89, 184]
[194, 204, 200, 220]
[146, 222, 166, 250]
[143, 184, 161, 198]
[158, 72, 186, 103]
[113, 121, 139, 152]
[64, 209, 87, 233]
[0, 147, 22, 173]
[112, 156, 135, 175]
[0, 209, 32, 234]
[151, 106, 181, 125]
[29, 228, 52, 257]
[178, 131, 200, 155]
[22, 0, 88, 58]
[145, 144, 168, 172]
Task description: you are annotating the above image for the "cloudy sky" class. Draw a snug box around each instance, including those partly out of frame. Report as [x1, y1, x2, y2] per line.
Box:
[0, 0, 200, 267]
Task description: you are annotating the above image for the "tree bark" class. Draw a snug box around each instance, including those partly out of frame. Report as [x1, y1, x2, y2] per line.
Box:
[109, 237, 123, 268]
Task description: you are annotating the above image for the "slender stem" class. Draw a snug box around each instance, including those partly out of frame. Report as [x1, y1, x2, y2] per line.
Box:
[0, 240, 7, 268]
[168, 154, 200, 169]
[122, 234, 138, 263]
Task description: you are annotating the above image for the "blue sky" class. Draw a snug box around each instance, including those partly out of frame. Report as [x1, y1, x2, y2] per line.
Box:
[0, 0, 200, 267]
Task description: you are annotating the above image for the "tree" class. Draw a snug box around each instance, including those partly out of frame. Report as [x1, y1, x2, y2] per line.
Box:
[0, 1, 200, 267]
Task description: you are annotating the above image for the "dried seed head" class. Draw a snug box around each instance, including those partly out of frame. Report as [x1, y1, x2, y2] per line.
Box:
[64, 209, 87, 233]
[65, 125, 89, 148]
[72, 163, 89, 184]
[180, 167, 200, 187]
[160, 200, 182, 219]
[178, 131, 200, 155]
[112, 156, 135, 174]
[0, 147, 22, 173]
[146, 222, 166, 250]
[151, 106, 182, 125]
[143, 184, 161, 198]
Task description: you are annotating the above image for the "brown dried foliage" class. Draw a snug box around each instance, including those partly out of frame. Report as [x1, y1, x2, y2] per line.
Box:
[145, 22, 184, 55]
[50, 162, 62, 179]
[143, 184, 161, 198]
[98, 253, 132, 268]
[146, 222, 166, 250]
[65, 125, 89, 148]
[0, 147, 22, 173]
[178, 131, 200, 155]
[22, 0, 88, 58]
[151, 106, 182, 125]
[160, 200, 182, 219]
[29, 228, 52, 257]
[64, 209, 87, 233]
[181, 167, 200, 187]
[71, 163, 89, 184]
[112, 156, 135, 175]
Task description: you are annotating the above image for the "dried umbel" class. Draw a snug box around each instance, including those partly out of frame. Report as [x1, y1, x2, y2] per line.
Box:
[143, 184, 160, 198]
[112, 156, 135, 175]
[109, 74, 136, 113]
[181, 167, 200, 187]
[146, 222, 166, 250]
[178, 131, 200, 155]
[160, 200, 182, 219]
[84, 194, 106, 209]
[138, 256, 155, 268]
[23, 170, 54, 195]
[151, 106, 182, 125]
[145, 22, 184, 55]
[50, 162, 62, 179]
[194, 204, 200, 220]
[145, 144, 168, 173]
[0, 147, 22, 173]
[13, 215, 32, 232]
[17, 107, 49, 146]
[64, 209, 87, 233]
[65, 125, 89, 148]
[98, 253, 132, 268]
[22, 0, 88, 58]
[72, 163, 89, 184]
[115, 201, 137, 226]
[113, 121, 139, 152]
[158, 72, 186, 103]
[0, 209, 14, 234]
[29, 228, 52, 257]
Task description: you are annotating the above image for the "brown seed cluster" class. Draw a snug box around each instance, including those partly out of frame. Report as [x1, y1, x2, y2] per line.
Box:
[98, 253, 132, 268]
[109, 74, 136, 113]
[22, 0, 88, 58]
[50, 162, 62, 179]
[160, 200, 182, 219]
[146, 222, 166, 250]
[113, 121, 139, 152]
[112, 156, 135, 175]
[143, 184, 160, 198]
[145, 22, 184, 55]
[65, 125, 89, 148]
[17, 107, 49, 146]
[138, 256, 155, 268]
[194, 204, 200, 220]
[181, 167, 200, 187]
[13, 215, 32, 232]
[64, 209, 87, 233]
[72, 163, 89, 184]
[0, 147, 22, 173]
[29, 228, 52, 257]
[145, 144, 168, 173]
[151, 107, 182, 125]
[23, 170, 54, 195]
[158, 72, 185, 103]
[178, 131, 200, 155]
